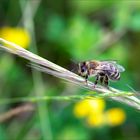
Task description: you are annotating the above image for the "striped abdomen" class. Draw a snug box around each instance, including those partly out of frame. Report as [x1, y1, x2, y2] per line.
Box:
[106, 64, 120, 81]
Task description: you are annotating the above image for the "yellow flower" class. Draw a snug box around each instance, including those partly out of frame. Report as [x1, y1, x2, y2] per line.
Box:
[105, 108, 126, 126]
[0, 27, 30, 49]
[73, 99, 105, 118]
[87, 112, 105, 127]
[73, 99, 90, 118]
[88, 99, 105, 114]
[73, 97, 126, 127]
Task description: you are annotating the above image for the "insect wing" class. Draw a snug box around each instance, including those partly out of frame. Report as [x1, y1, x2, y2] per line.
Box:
[115, 64, 125, 72]
[102, 61, 125, 72]
[100, 60, 117, 64]
[95, 61, 125, 72]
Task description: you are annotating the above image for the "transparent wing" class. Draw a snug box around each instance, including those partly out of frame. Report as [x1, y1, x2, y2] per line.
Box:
[115, 64, 125, 72]
[96, 61, 125, 72]
[100, 60, 117, 64]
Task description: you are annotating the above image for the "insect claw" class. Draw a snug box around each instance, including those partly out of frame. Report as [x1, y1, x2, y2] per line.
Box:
[93, 83, 96, 88]
[83, 79, 88, 86]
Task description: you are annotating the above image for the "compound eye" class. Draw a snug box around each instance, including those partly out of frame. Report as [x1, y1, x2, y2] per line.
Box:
[81, 68, 85, 72]
[81, 66, 86, 73]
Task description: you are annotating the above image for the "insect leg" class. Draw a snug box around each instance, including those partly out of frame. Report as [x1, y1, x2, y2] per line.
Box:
[104, 75, 109, 87]
[85, 75, 88, 83]
[99, 76, 104, 85]
[94, 75, 99, 86]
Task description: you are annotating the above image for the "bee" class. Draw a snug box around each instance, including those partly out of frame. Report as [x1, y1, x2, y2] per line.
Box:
[78, 60, 125, 87]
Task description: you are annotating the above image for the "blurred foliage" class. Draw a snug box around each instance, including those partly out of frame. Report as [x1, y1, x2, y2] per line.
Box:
[0, 0, 140, 140]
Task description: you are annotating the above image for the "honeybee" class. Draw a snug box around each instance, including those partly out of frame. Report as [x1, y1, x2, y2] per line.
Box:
[78, 60, 125, 87]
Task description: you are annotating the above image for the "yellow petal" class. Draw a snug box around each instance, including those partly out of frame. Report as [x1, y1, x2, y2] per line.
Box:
[73, 100, 90, 118]
[73, 99, 105, 118]
[88, 99, 105, 114]
[87, 112, 105, 127]
[0, 27, 30, 49]
[105, 108, 126, 126]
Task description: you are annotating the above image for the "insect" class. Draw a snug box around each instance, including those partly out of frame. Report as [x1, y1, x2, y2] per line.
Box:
[78, 60, 125, 87]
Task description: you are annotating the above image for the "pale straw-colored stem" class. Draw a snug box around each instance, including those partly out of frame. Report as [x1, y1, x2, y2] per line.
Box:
[0, 38, 140, 110]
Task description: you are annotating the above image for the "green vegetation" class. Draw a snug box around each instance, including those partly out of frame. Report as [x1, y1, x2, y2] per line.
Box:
[0, 0, 140, 140]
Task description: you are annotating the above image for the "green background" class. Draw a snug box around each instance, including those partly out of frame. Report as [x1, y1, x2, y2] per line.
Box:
[0, 0, 140, 140]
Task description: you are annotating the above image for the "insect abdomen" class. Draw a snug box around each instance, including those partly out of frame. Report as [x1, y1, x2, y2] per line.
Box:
[108, 71, 120, 80]
[105, 64, 120, 80]
[100, 64, 120, 81]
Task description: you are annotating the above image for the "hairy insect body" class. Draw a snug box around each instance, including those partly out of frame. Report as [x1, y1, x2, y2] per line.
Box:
[99, 62, 120, 81]
[78, 60, 125, 87]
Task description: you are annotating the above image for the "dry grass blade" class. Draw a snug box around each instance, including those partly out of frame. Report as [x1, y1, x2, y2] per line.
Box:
[0, 38, 140, 110]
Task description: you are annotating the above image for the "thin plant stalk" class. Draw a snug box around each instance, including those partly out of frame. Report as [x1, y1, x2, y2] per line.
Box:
[19, 0, 53, 140]
[0, 38, 140, 110]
